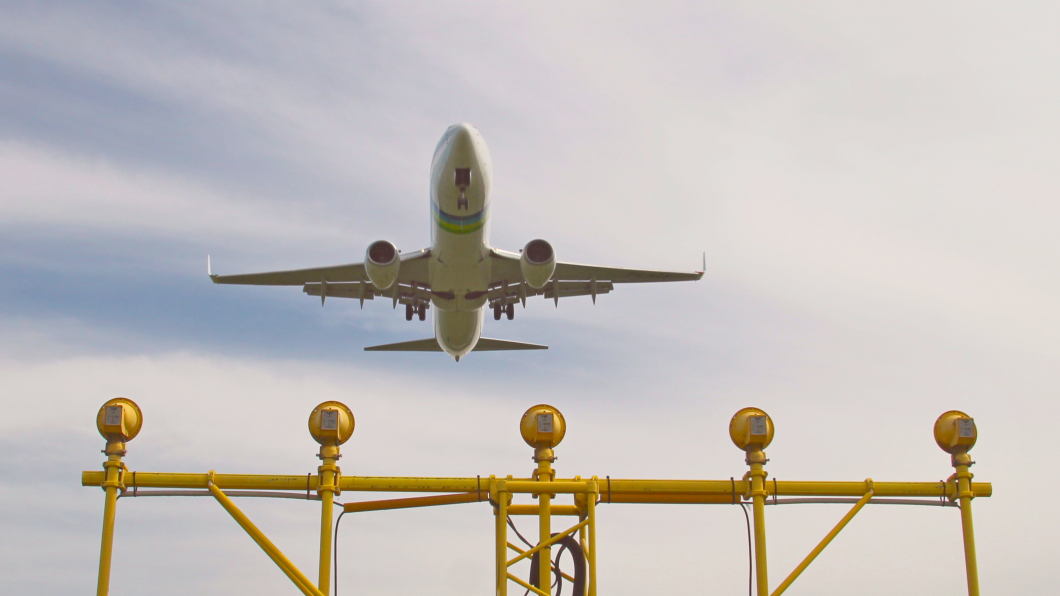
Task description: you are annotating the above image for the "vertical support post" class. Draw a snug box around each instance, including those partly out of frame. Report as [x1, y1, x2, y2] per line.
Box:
[318, 445, 340, 596]
[536, 449, 554, 595]
[747, 450, 769, 596]
[586, 478, 598, 596]
[96, 440, 125, 596]
[953, 453, 980, 596]
[495, 478, 509, 596]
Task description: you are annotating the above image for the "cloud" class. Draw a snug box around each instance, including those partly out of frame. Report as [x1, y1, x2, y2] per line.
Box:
[1, 2, 1058, 594]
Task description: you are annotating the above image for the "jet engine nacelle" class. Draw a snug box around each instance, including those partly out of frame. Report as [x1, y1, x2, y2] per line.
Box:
[520, 239, 556, 289]
[365, 240, 401, 290]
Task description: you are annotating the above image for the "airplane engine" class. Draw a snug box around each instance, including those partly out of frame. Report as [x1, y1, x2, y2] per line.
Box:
[365, 240, 401, 290]
[520, 239, 556, 289]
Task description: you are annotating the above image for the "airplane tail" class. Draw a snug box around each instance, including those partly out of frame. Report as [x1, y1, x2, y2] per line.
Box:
[364, 338, 547, 352]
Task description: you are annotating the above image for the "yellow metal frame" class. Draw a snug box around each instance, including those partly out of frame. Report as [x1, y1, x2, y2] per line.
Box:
[85, 403, 990, 596]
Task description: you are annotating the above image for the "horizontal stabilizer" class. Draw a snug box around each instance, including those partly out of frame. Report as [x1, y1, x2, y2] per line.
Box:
[364, 338, 442, 352]
[473, 338, 548, 351]
[364, 337, 548, 352]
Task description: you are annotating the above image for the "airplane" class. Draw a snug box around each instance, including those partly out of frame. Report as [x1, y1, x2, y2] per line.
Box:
[209, 123, 703, 361]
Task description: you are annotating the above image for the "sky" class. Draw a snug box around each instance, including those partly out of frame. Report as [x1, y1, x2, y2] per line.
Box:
[1, 2, 1058, 594]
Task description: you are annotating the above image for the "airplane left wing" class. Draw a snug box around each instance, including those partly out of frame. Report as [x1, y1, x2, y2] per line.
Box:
[487, 249, 702, 307]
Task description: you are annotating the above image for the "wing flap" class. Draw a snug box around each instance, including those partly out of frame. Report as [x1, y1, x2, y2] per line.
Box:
[303, 282, 377, 301]
[542, 280, 614, 300]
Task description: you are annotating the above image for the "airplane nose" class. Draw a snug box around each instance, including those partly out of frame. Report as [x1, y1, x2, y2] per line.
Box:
[449, 124, 475, 154]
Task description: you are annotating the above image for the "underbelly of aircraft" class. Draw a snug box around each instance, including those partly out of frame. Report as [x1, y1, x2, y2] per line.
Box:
[435, 308, 483, 357]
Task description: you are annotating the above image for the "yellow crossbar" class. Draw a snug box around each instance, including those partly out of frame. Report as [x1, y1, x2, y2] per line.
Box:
[770, 486, 875, 596]
[342, 492, 481, 513]
[207, 474, 325, 596]
[507, 542, 577, 583]
[507, 519, 590, 567]
[507, 572, 551, 596]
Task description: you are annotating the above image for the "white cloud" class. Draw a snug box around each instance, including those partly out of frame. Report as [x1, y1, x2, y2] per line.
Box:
[1, 2, 1058, 594]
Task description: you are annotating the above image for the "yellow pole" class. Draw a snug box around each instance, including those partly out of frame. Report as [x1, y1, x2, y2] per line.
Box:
[587, 478, 598, 596]
[747, 449, 769, 596]
[96, 440, 125, 596]
[953, 454, 980, 596]
[536, 447, 554, 595]
[207, 472, 325, 596]
[495, 478, 508, 596]
[318, 445, 340, 595]
[770, 484, 874, 596]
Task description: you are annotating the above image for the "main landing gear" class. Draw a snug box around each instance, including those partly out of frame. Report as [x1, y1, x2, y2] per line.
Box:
[493, 303, 515, 321]
[405, 304, 427, 321]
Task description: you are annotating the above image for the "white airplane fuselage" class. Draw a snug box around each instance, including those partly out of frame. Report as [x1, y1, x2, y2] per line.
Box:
[428, 124, 494, 359]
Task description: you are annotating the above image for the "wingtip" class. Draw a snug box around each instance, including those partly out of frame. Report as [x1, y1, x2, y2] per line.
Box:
[207, 255, 218, 282]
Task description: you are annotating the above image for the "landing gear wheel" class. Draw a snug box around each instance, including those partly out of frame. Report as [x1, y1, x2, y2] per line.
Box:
[506, 303, 514, 320]
[405, 303, 413, 321]
[418, 305, 426, 321]
[493, 305, 502, 320]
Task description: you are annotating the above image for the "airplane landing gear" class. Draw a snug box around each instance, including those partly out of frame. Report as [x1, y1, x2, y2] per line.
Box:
[405, 303, 414, 321]
[418, 305, 426, 321]
[506, 303, 514, 320]
[493, 304, 502, 320]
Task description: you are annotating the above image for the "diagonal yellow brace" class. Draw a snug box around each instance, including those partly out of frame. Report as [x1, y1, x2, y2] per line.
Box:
[507, 572, 552, 596]
[508, 542, 577, 584]
[207, 473, 325, 596]
[770, 482, 875, 596]
[507, 519, 590, 567]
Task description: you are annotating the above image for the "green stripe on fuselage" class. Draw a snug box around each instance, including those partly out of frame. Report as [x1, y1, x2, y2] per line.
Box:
[432, 202, 487, 235]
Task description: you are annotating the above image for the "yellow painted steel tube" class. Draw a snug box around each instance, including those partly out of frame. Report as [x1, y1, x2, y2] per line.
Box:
[508, 480, 588, 495]
[495, 478, 508, 596]
[507, 572, 551, 596]
[538, 461, 552, 594]
[606, 479, 747, 495]
[587, 479, 598, 596]
[607, 493, 736, 504]
[954, 459, 980, 596]
[749, 462, 769, 596]
[509, 504, 579, 516]
[96, 451, 123, 596]
[207, 477, 325, 596]
[507, 543, 577, 584]
[80, 472, 993, 499]
[506, 519, 590, 567]
[770, 486, 874, 596]
[317, 458, 337, 596]
[343, 492, 482, 513]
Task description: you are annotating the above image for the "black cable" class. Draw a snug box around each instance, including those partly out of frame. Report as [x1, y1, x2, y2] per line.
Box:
[740, 503, 752, 596]
[333, 510, 347, 596]
[507, 517, 533, 596]
[508, 516, 535, 549]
